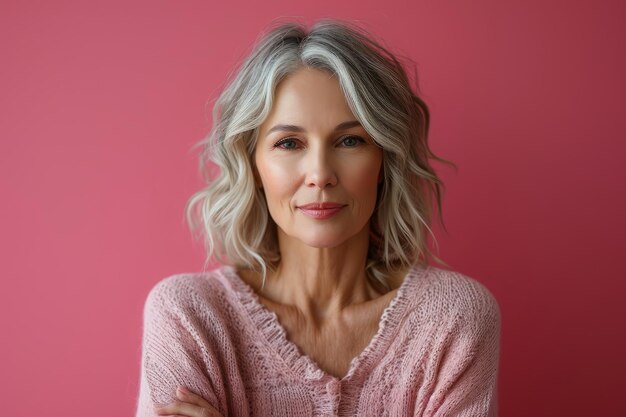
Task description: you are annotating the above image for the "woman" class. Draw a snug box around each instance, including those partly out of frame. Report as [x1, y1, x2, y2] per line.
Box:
[135, 19, 501, 417]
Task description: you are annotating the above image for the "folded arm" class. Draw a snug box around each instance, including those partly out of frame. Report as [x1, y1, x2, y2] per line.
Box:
[420, 282, 501, 417]
[135, 279, 223, 417]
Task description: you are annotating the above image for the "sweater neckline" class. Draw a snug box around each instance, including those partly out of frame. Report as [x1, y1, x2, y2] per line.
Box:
[218, 264, 427, 384]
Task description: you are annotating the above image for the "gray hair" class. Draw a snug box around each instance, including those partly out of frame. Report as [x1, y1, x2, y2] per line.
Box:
[184, 18, 456, 291]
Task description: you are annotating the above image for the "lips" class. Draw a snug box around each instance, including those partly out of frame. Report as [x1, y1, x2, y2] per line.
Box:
[297, 202, 346, 219]
[297, 202, 345, 210]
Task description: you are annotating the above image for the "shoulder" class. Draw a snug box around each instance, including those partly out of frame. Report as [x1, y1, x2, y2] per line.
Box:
[414, 266, 501, 331]
[143, 266, 232, 317]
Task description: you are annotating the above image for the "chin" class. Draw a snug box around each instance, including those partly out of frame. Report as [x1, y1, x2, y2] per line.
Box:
[295, 231, 355, 249]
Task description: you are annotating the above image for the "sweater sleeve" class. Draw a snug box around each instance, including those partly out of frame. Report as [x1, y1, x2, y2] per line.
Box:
[421, 278, 502, 417]
[135, 277, 222, 417]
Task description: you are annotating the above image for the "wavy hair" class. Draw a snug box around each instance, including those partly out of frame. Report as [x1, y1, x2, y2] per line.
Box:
[184, 18, 456, 292]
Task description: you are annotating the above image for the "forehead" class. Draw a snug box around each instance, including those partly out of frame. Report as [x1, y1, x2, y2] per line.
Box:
[259, 67, 357, 134]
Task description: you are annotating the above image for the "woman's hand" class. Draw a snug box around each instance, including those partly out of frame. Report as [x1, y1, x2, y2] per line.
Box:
[154, 386, 222, 417]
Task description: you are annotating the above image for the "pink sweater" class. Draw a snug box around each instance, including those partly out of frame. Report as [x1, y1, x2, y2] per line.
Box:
[135, 264, 501, 416]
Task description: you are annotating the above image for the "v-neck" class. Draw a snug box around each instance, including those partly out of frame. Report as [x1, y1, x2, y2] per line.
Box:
[217, 264, 427, 384]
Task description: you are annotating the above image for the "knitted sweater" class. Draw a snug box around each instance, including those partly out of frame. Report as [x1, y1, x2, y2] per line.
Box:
[135, 264, 501, 416]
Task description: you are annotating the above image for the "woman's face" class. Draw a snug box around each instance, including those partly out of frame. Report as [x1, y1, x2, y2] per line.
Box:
[255, 67, 383, 248]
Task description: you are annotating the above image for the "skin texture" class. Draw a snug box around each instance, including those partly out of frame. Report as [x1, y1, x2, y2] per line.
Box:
[251, 66, 386, 314]
[157, 66, 408, 416]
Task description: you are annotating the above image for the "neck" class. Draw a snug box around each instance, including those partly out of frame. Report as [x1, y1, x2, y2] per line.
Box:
[252, 224, 386, 324]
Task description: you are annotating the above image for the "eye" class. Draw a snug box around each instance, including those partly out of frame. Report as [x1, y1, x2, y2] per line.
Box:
[273, 138, 301, 150]
[340, 135, 365, 147]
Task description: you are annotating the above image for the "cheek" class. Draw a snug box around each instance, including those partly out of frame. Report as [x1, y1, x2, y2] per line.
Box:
[343, 156, 382, 200]
[257, 160, 295, 204]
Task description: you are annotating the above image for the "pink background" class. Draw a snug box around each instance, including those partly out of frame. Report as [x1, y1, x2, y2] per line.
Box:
[1, 1, 625, 416]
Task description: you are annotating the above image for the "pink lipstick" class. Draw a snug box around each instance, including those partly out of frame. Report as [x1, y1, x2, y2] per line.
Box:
[297, 202, 346, 220]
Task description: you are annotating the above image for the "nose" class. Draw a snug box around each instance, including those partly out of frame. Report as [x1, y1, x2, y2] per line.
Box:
[304, 147, 338, 189]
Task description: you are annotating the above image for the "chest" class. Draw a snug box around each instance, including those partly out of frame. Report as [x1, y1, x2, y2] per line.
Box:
[261, 300, 390, 380]
[293, 322, 379, 379]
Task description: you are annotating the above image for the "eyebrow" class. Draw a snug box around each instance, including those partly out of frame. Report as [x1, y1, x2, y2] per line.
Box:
[265, 120, 362, 137]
